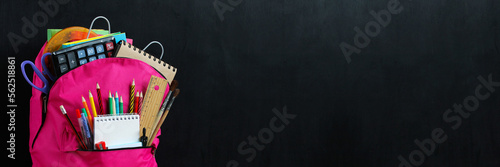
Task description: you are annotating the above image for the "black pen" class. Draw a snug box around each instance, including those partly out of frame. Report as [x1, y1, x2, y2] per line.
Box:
[60, 105, 87, 150]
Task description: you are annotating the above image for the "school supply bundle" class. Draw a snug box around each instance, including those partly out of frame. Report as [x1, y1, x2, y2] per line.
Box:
[22, 16, 180, 166]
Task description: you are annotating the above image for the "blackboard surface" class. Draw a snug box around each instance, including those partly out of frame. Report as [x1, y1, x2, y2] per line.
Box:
[2, 0, 500, 166]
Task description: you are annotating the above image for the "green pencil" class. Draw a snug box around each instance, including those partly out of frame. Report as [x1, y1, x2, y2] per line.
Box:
[119, 96, 123, 114]
[108, 91, 114, 115]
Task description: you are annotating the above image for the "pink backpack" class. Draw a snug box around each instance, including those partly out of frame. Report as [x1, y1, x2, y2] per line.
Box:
[28, 43, 166, 166]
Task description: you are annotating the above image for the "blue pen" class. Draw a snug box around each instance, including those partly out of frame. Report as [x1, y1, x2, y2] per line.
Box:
[115, 92, 120, 114]
[81, 113, 92, 149]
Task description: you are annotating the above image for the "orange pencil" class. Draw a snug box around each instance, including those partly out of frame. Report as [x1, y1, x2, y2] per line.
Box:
[82, 96, 93, 128]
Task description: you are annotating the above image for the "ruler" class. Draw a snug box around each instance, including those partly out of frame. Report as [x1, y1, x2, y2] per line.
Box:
[139, 75, 168, 139]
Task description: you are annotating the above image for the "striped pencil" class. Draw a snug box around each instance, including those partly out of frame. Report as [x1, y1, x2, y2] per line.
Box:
[129, 79, 135, 113]
[138, 92, 143, 114]
[96, 83, 104, 115]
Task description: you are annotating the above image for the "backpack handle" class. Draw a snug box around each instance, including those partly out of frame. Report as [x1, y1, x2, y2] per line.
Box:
[143, 41, 165, 60]
[86, 16, 111, 39]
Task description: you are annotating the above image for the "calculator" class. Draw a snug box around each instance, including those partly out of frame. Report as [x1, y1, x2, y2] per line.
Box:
[51, 36, 116, 78]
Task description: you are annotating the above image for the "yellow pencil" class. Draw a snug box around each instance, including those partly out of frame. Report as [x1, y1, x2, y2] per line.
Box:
[89, 90, 98, 117]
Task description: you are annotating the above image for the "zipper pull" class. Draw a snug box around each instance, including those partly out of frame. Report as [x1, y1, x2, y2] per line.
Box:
[42, 95, 48, 114]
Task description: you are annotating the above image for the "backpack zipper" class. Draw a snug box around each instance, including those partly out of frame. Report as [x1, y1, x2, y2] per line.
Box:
[76, 146, 154, 152]
[31, 94, 48, 149]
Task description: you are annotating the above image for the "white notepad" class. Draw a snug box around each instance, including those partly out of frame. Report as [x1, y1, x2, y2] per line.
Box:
[94, 114, 140, 149]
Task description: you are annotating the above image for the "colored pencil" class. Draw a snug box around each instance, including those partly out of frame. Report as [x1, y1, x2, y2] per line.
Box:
[89, 90, 97, 117]
[134, 92, 139, 114]
[82, 96, 92, 127]
[109, 91, 114, 115]
[138, 92, 143, 114]
[96, 83, 104, 115]
[112, 95, 116, 115]
[119, 96, 124, 114]
[129, 79, 135, 113]
[115, 92, 119, 114]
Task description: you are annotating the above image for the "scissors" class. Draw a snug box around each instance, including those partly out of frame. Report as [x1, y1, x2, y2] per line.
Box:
[21, 53, 56, 94]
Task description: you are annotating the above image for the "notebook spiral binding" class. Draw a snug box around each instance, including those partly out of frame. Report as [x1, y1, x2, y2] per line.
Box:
[95, 114, 139, 122]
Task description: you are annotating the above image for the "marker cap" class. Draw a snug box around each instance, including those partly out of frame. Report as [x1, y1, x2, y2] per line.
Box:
[76, 109, 82, 118]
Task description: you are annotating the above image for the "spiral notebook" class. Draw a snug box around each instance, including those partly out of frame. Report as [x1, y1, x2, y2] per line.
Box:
[113, 41, 177, 84]
[94, 114, 141, 149]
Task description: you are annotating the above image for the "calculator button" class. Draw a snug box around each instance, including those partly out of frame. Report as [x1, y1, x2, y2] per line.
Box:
[107, 52, 113, 57]
[79, 59, 87, 65]
[60, 64, 68, 73]
[106, 42, 114, 51]
[97, 54, 106, 59]
[96, 45, 105, 53]
[77, 49, 86, 58]
[86, 47, 95, 56]
[88, 56, 97, 62]
[67, 52, 77, 69]
[57, 55, 67, 64]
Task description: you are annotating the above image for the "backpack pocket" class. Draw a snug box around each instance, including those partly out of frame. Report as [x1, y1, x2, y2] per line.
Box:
[58, 126, 159, 167]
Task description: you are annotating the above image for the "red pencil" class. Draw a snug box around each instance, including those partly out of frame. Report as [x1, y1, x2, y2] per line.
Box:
[96, 83, 104, 115]
[134, 92, 139, 113]
[138, 91, 143, 114]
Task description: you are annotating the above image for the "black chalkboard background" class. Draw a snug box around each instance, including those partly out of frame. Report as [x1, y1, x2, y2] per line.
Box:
[2, 0, 500, 166]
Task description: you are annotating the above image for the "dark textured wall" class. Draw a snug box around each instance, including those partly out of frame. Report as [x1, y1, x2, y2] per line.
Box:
[2, 0, 500, 166]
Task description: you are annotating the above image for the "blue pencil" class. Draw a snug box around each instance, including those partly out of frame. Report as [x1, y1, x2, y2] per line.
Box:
[115, 92, 120, 114]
